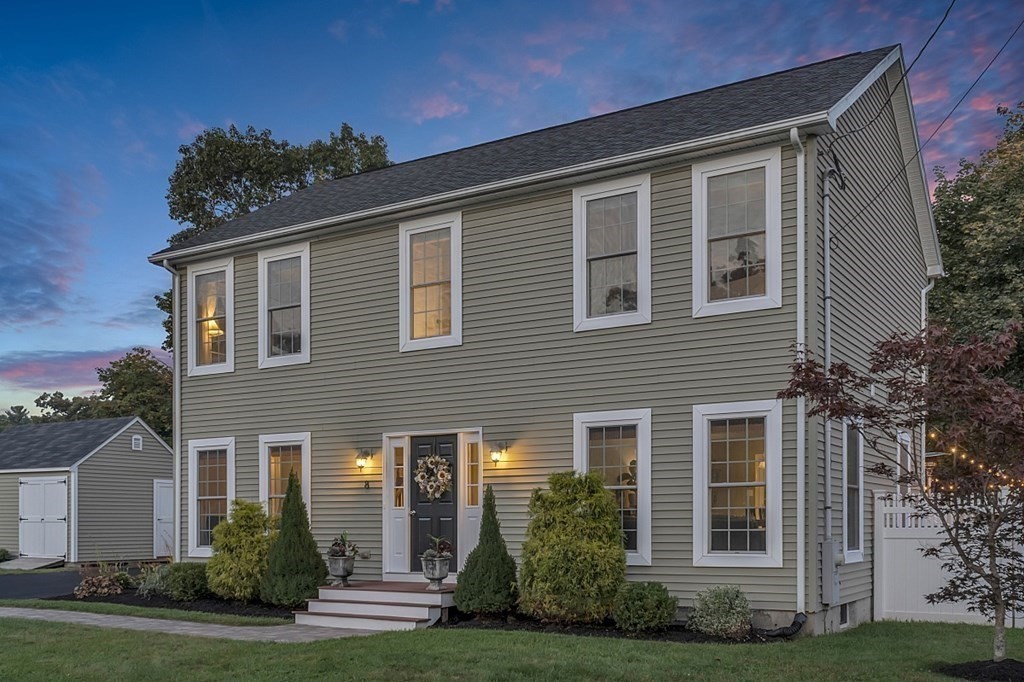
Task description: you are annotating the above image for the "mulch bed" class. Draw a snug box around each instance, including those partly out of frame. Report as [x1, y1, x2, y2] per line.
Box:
[936, 659, 1024, 681]
[436, 611, 779, 645]
[45, 590, 295, 619]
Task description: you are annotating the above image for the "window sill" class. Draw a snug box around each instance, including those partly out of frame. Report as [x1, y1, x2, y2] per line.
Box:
[400, 334, 462, 352]
[693, 552, 783, 569]
[843, 550, 864, 565]
[574, 310, 652, 332]
[693, 294, 781, 319]
[258, 352, 310, 369]
[187, 362, 234, 377]
[188, 546, 213, 559]
[626, 551, 651, 567]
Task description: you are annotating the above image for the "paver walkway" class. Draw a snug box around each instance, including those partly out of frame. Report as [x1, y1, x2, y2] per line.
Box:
[0, 607, 374, 642]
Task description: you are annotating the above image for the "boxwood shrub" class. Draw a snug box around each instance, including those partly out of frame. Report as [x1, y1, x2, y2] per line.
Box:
[164, 562, 211, 602]
[687, 585, 751, 640]
[613, 582, 678, 634]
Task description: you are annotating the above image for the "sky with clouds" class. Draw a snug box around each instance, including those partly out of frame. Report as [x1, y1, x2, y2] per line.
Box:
[0, 0, 1021, 410]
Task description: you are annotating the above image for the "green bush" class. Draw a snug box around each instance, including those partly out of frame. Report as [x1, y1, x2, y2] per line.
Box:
[137, 564, 170, 599]
[518, 471, 626, 624]
[687, 585, 751, 640]
[207, 499, 276, 602]
[0, 548, 11, 562]
[260, 471, 327, 607]
[73, 575, 124, 599]
[613, 582, 678, 634]
[164, 562, 212, 602]
[454, 485, 518, 615]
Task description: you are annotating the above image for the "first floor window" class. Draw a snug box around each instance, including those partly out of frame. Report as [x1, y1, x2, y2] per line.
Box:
[573, 409, 652, 565]
[844, 420, 864, 561]
[693, 400, 782, 568]
[259, 433, 311, 515]
[188, 437, 235, 557]
[399, 213, 463, 351]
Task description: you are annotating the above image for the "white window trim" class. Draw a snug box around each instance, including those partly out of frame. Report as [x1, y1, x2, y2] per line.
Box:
[187, 437, 235, 559]
[572, 174, 652, 332]
[398, 212, 463, 352]
[691, 147, 782, 318]
[131, 435, 143, 451]
[186, 257, 234, 376]
[257, 242, 311, 368]
[573, 408, 652, 566]
[692, 399, 783, 568]
[843, 419, 865, 564]
[258, 432, 312, 514]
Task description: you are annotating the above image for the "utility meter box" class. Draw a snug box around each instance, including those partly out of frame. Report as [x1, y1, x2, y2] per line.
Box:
[821, 540, 841, 605]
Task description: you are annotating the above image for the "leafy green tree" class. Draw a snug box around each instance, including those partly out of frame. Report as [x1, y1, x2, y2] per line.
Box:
[260, 471, 327, 607]
[454, 485, 518, 614]
[158, 124, 391, 350]
[931, 102, 1024, 384]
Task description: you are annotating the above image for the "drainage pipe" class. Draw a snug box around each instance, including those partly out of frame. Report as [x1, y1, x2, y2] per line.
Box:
[762, 612, 808, 638]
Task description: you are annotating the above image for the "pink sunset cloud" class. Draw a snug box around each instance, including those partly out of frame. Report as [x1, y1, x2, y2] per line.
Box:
[0, 347, 169, 392]
[526, 58, 562, 78]
[411, 93, 468, 123]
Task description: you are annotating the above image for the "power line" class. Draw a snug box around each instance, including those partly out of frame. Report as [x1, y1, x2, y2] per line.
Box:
[825, 0, 957, 153]
[829, 14, 1024, 244]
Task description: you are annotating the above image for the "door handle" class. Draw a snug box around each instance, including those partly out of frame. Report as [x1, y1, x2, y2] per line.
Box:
[409, 510, 417, 516]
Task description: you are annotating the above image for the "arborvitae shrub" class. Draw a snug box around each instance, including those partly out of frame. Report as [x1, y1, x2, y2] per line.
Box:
[207, 499, 276, 601]
[613, 582, 678, 634]
[518, 471, 626, 623]
[164, 562, 211, 601]
[687, 585, 751, 640]
[260, 471, 327, 607]
[454, 485, 517, 614]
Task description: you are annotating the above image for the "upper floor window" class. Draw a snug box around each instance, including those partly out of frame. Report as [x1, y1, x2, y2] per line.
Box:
[187, 258, 234, 376]
[843, 420, 864, 563]
[692, 399, 782, 568]
[399, 212, 462, 352]
[259, 432, 311, 517]
[258, 243, 310, 368]
[573, 174, 652, 331]
[692, 147, 782, 318]
[573, 408, 652, 566]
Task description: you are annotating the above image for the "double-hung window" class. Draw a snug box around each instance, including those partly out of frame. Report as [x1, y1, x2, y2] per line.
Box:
[572, 174, 652, 331]
[259, 432, 311, 517]
[399, 212, 463, 351]
[187, 258, 234, 376]
[844, 420, 864, 563]
[692, 148, 782, 317]
[573, 409, 652, 565]
[258, 243, 310, 368]
[187, 437, 235, 558]
[692, 400, 782, 567]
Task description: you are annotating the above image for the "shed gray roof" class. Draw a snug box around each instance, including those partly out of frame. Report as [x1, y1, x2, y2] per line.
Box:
[153, 45, 897, 260]
[0, 417, 137, 471]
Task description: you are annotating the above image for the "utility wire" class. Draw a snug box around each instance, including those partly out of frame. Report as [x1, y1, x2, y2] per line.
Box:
[825, 0, 957, 153]
[829, 14, 1024, 244]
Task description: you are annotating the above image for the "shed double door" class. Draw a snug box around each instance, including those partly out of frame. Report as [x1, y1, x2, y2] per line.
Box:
[19, 477, 68, 559]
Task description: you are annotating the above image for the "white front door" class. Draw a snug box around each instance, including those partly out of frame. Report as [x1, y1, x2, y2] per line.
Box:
[19, 476, 68, 559]
[153, 479, 174, 558]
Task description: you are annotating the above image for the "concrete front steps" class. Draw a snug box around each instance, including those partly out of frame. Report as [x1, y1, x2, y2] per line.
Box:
[294, 581, 455, 632]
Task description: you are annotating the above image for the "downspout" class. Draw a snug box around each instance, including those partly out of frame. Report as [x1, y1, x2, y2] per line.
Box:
[160, 259, 181, 563]
[790, 128, 806, 613]
[919, 279, 935, 481]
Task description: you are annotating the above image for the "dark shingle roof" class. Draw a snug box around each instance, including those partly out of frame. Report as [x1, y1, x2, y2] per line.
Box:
[154, 46, 896, 258]
[0, 417, 137, 470]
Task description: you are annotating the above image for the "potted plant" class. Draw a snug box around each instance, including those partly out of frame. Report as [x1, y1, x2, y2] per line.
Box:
[421, 535, 453, 591]
[326, 532, 359, 587]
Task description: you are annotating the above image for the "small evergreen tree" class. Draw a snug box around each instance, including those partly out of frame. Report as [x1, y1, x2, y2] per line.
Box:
[454, 485, 517, 614]
[260, 471, 327, 607]
[207, 499, 276, 602]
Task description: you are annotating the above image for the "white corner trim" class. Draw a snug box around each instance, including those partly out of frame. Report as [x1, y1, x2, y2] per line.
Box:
[186, 257, 235, 377]
[691, 146, 783, 318]
[842, 419, 865, 564]
[398, 212, 463, 352]
[69, 467, 79, 562]
[572, 173, 652, 332]
[257, 242, 311, 368]
[692, 399, 783, 568]
[258, 432, 312, 513]
[572, 408, 652, 566]
[187, 436, 235, 558]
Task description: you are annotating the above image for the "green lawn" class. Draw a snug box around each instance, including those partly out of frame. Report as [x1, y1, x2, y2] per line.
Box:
[0, 618, 1017, 681]
[0, 599, 291, 627]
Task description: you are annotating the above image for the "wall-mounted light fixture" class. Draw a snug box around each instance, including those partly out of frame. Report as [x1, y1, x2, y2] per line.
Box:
[356, 449, 375, 488]
[490, 443, 507, 467]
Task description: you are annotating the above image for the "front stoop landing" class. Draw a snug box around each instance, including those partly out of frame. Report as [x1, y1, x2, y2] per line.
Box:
[294, 581, 455, 632]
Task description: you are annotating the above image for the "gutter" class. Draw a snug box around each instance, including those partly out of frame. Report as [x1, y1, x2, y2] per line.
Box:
[159, 259, 182, 563]
[790, 127, 807, 613]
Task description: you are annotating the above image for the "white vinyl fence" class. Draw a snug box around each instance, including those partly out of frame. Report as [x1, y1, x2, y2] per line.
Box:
[874, 493, 1022, 627]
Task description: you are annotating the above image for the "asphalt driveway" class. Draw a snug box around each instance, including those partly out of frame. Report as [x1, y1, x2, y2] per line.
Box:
[0, 571, 79, 599]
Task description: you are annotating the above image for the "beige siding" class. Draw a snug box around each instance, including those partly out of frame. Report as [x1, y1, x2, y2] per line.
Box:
[76, 421, 173, 561]
[0, 473, 19, 554]
[808, 67, 929, 614]
[177, 144, 806, 612]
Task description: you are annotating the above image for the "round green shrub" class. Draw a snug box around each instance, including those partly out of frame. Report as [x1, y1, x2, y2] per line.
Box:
[164, 562, 212, 602]
[518, 471, 627, 624]
[454, 485, 518, 615]
[0, 548, 12, 562]
[260, 471, 327, 607]
[687, 585, 751, 640]
[207, 499, 276, 602]
[613, 582, 678, 634]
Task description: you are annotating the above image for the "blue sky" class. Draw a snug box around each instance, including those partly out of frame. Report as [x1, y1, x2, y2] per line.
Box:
[0, 0, 1021, 409]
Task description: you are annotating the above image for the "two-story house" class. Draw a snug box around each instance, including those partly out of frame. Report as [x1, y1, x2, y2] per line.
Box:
[149, 44, 942, 634]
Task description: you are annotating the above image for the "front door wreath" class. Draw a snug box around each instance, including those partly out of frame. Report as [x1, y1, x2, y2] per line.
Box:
[414, 454, 452, 501]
